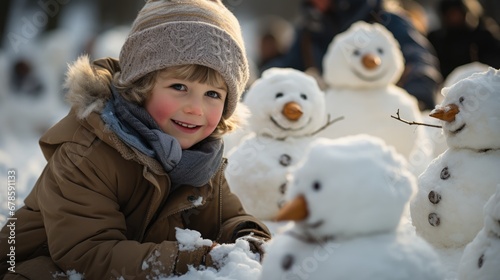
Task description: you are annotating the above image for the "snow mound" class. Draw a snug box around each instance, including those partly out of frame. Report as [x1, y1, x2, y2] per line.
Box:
[163, 233, 262, 280]
[175, 228, 213, 251]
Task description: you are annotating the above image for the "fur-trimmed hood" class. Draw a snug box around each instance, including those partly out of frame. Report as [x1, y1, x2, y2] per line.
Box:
[64, 55, 120, 120]
[40, 55, 169, 175]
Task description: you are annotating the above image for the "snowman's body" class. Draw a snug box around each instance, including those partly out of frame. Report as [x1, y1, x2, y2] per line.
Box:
[260, 135, 443, 279]
[261, 229, 443, 280]
[317, 21, 431, 175]
[322, 86, 422, 160]
[458, 186, 500, 280]
[226, 136, 312, 220]
[411, 68, 500, 248]
[225, 68, 327, 221]
[411, 148, 500, 247]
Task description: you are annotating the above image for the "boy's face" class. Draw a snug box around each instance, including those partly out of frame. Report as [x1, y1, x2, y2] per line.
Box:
[145, 71, 226, 149]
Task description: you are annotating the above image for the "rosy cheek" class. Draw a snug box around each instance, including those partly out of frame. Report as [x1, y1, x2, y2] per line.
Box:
[206, 109, 223, 129]
[146, 100, 171, 124]
[151, 106, 169, 123]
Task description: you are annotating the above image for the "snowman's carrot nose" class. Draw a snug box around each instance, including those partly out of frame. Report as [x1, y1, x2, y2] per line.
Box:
[282, 102, 303, 121]
[274, 195, 309, 222]
[429, 104, 459, 122]
[362, 54, 381, 70]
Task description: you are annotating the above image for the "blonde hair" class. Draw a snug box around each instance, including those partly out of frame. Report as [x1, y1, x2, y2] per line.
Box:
[113, 65, 243, 138]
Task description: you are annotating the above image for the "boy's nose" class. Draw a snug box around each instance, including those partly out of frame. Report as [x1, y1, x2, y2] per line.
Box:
[184, 97, 203, 116]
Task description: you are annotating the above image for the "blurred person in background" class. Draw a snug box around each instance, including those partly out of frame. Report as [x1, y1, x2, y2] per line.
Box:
[427, 0, 500, 79]
[255, 16, 294, 70]
[261, 0, 442, 111]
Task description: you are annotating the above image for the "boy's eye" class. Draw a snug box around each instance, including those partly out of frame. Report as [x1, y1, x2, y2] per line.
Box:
[171, 84, 187, 91]
[206, 91, 221, 99]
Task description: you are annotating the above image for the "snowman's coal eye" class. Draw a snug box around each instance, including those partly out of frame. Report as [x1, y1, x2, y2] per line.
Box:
[312, 181, 321, 191]
[478, 254, 484, 268]
[353, 49, 361, 56]
[459, 97, 465, 103]
[279, 154, 292, 166]
[377, 48, 384, 54]
[275, 92, 284, 99]
[300, 93, 307, 100]
[282, 254, 294, 271]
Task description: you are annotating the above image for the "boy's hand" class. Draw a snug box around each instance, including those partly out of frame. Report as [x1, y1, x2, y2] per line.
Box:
[236, 235, 268, 262]
[202, 242, 218, 267]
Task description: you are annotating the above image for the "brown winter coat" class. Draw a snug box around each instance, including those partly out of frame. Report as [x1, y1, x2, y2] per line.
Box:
[0, 56, 270, 279]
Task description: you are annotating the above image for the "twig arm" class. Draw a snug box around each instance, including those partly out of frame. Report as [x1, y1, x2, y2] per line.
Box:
[391, 109, 442, 128]
[311, 115, 345, 136]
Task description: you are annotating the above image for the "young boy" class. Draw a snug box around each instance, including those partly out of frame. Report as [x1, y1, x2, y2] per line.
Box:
[0, 0, 271, 278]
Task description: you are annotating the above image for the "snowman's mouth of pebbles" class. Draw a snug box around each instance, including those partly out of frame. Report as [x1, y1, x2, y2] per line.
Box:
[352, 68, 388, 82]
[449, 123, 466, 134]
[270, 117, 312, 131]
[306, 219, 324, 229]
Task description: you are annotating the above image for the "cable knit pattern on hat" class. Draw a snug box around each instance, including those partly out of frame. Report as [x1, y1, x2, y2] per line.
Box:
[118, 0, 249, 119]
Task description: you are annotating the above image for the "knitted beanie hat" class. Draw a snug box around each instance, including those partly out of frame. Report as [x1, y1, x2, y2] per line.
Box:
[118, 0, 249, 119]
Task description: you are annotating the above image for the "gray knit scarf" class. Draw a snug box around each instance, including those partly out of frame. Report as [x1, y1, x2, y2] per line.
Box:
[101, 87, 223, 189]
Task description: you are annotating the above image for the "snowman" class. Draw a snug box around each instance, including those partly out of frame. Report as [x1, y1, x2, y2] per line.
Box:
[410, 68, 500, 248]
[259, 135, 444, 280]
[225, 68, 330, 221]
[457, 184, 500, 280]
[316, 21, 432, 176]
[423, 62, 491, 159]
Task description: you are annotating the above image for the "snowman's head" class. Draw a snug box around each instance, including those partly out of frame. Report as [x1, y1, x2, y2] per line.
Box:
[243, 68, 327, 138]
[276, 135, 415, 239]
[483, 184, 500, 237]
[430, 68, 500, 150]
[322, 21, 404, 89]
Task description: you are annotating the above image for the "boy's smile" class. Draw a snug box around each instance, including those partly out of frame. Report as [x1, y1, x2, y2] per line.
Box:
[145, 71, 227, 149]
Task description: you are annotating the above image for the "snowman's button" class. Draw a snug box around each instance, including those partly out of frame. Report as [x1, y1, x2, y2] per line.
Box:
[279, 154, 292, 166]
[279, 183, 287, 194]
[440, 167, 450, 180]
[282, 254, 294, 271]
[478, 254, 484, 268]
[428, 191, 441, 204]
[428, 213, 441, 226]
